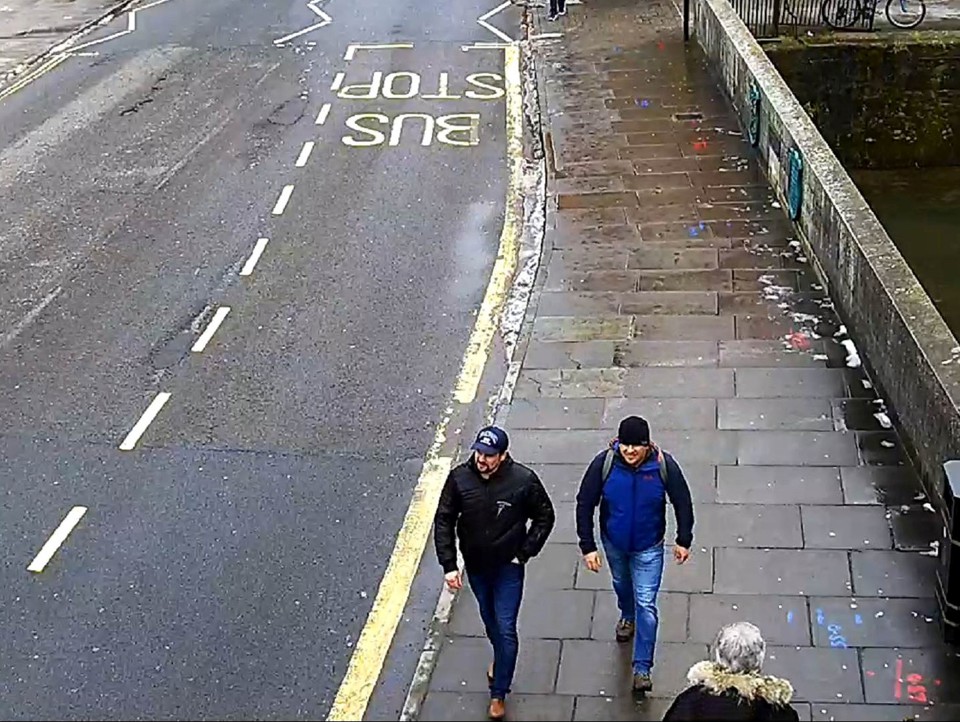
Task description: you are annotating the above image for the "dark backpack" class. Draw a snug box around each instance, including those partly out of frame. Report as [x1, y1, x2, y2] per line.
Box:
[601, 446, 668, 484]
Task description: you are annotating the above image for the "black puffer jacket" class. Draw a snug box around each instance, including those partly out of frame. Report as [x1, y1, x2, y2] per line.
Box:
[434, 455, 555, 573]
[662, 662, 800, 721]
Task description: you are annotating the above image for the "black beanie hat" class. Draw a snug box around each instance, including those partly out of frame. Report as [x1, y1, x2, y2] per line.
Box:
[618, 416, 650, 445]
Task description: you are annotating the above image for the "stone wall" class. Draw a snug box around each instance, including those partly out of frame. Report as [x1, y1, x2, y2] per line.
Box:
[764, 34, 960, 169]
[692, 0, 960, 512]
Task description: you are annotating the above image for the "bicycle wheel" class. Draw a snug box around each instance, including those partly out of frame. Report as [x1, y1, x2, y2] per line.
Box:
[886, 0, 925, 27]
[821, 0, 863, 28]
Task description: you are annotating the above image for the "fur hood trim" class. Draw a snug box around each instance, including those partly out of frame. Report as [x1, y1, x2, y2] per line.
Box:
[686, 661, 794, 706]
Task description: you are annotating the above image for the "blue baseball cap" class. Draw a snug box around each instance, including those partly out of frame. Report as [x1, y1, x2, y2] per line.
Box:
[471, 426, 509, 455]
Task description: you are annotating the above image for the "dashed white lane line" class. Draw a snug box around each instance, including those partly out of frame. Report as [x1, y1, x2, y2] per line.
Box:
[331, 72, 345, 92]
[27, 506, 88, 573]
[315, 103, 331, 126]
[191, 306, 231, 353]
[295, 141, 316, 168]
[119, 392, 171, 451]
[240, 237, 269, 276]
[272, 185, 295, 215]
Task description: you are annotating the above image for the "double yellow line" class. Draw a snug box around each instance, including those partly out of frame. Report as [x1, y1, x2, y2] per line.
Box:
[327, 43, 525, 722]
[0, 53, 70, 103]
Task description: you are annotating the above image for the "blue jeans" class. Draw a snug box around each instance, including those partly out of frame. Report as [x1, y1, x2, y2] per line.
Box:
[602, 535, 665, 675]
[467, 562, 524, 699]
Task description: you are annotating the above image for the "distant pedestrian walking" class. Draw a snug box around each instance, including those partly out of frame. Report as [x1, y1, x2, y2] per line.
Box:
[548, 0, 567, 21]
[434, 426, 556, 720]
[575, 415, 694, 698]
[662, 622, 800, 721]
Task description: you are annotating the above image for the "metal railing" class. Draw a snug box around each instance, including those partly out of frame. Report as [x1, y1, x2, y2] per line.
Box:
[729, 0, 877, 37]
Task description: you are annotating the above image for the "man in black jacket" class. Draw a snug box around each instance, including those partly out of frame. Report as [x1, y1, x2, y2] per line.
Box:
[434, 425, 555, 721]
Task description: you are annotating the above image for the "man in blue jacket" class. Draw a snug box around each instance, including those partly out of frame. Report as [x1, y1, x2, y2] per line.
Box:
[576, 415, 694, 698]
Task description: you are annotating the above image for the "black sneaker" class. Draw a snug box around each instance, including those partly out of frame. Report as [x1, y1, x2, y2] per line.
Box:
[548, 11, 559, 20]
[559, 4, 568, 14]
[632, 673, 653, 699]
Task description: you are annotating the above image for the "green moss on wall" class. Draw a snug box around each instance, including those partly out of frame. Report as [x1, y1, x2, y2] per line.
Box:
[765, 32, 960, 169]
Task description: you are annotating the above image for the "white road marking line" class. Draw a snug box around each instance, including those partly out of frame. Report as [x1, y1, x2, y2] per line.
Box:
[461, 42, 513, 51]
[0, 286, 61, 351]
[27, 506, 88, 573]
[273, 0, 332, 45]
[191, 306, 231, 353]
[477, 1, 515, 43]
[315, 103, 332, 125]
[331, 72, 345, 92]
[241, 237, 269, 276]
[272, 185, 295, 215]
[343, 43, 414, 61]
[56, 0, 176, 53]
[119, 392, 171, 451]
[295, 141, 315, 167]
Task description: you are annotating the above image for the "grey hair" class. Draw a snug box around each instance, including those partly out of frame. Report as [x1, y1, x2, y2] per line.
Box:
[711, 622, 766, 674]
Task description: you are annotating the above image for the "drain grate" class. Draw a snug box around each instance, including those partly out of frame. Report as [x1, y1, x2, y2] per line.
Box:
[673, 112, 704, 121]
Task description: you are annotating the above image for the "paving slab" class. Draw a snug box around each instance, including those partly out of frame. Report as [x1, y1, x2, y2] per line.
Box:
[522, 340, 618, 369]
[861, 648, 960, 704]
[809, 597, 943, 649]
[591, 591, 689, 643]
[556, 640, 708, 698]
[714, 548, 851, 596]
[763, 646, 864, 703]
[507, 398, 607, 430]
[850, 551, 939, 598]
[840, 465, 926, 506]
[430, 637, 561, 694]
[613, 340, 720, 368]
[692, 503, 803, 548]
[718, 398, 834, 431]
[800, 505, 894, 550]
[602, 397, 718, 430]
[420, 692, 575, 721]
[688, 594, 811, 645]
[716, 465, 843, 504]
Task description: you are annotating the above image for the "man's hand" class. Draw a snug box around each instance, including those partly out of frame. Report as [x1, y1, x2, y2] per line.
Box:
[583, 551, 602, 573]
[444, 570, 463, 591]
[674, 546, 690, 565]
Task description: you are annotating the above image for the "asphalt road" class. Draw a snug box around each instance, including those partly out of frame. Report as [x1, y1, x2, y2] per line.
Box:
[0, 0, 519, 718]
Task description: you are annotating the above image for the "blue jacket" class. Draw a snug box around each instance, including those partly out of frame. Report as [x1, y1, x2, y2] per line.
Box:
[575, 443, 694, 554]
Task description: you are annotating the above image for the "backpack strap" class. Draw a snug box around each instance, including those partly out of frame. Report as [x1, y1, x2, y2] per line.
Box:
[601, 448, 615, 483]
[602, 446, 669, 483]
[656, 447, 668, 483]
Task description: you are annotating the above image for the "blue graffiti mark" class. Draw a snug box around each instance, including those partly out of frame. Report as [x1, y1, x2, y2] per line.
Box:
[815, 608, 825, 626]
[855, 614, 863, 625]
[699, 221, 707, 230]
[827, 622, 848, 648]
[689, 226, 700, 237]
[635, 98, 650, 108]
[787, 610, 794, 624]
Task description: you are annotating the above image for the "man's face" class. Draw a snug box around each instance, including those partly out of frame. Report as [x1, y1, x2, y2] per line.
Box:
[474, 450, 506, 476]
[619, 442, 649, 466]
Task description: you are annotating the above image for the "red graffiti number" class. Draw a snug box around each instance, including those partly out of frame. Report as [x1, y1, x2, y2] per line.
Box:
[907, 673, 928, 704]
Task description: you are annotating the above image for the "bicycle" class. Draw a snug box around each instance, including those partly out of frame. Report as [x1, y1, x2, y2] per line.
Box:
[820, 0, 926, 30]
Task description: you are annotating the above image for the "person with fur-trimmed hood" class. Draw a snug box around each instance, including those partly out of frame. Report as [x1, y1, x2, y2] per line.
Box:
[662, 622, 800, 721]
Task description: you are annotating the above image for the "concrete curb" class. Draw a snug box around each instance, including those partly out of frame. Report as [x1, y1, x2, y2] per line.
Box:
[0, 0, 140, 91]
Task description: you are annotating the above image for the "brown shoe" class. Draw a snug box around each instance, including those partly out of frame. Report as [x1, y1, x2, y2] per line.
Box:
[488, 698, 506, 720]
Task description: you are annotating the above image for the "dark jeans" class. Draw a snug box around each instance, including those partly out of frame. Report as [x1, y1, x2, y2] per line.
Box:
[602, 534, 665, 675]
[467, 562, 525, 699]
[549, 0, 567, 13]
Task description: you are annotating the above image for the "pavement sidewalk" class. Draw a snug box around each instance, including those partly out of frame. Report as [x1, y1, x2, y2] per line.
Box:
[0, 0, 133, 82]
[415, 0, 960, 720]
